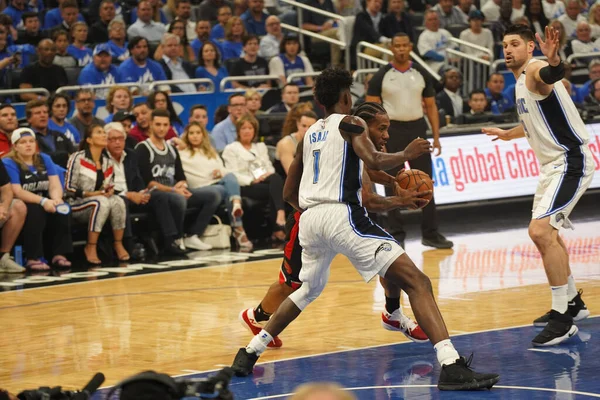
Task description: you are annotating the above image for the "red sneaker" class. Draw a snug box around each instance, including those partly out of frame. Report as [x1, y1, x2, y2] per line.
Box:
[239, 308, 283, 348]
[381, 309, 429, 343]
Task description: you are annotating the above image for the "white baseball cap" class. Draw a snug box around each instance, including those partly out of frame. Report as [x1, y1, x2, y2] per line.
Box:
[11, 127, 35, 145]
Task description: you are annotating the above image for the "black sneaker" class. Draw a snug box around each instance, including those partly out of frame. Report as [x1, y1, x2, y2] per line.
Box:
[422, 233, 454, 249]
[438, 355, 499, 391]
[165, 241, 187, 256]
[231, 348, 259, 377]
[533, 290, 590, 327]
[532, 310, 578, 346]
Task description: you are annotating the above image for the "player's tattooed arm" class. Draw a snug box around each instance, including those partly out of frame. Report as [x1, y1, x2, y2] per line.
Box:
[365, 167, 396, 188]
[283, 137, 304, 212]
[362, 171, 429, 211]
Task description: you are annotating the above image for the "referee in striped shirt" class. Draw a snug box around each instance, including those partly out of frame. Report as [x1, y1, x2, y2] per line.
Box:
[366, 32, 453, 249]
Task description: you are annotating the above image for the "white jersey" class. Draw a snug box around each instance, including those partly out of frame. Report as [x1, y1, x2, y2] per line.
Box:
[515, 59, 590, 166]
[299, 113, 364, 210]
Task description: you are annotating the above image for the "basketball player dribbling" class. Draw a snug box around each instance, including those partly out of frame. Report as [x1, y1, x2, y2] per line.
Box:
[238, 102, 434, 349]
[232, 68, 500, 391]
[483, 25, 594, 346]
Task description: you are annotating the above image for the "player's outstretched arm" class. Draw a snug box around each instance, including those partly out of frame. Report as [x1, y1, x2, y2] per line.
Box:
[482, 124, 525, 141]
[283, 138, 304, 212]
[361, 170, 430, 212]
[366, 167, 396, 188]
[339, 116, 430, 171]
[527, 26, 564, 95]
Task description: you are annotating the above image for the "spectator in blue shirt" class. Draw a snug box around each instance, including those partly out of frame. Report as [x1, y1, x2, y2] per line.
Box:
[43, 0, 84, 30]
[2, 0, 33, 29]
[3, 128, 73, 271]
[67, 21, 93, 66]
[210, 93, 246, 151]
[116, 36, 167, 87]
[211, 5, 232, 42]
[47, 0, 80, 32]
[77, 43, 119, 98]
[47, 93, 81, 144]
[195, 41, 230, 92]
[484, 72, 515, 114]
[241, 0, 269, 36]
[221, 16, 246, 60]
[106, 19, 129, 63]
[190, 19, 212, 58]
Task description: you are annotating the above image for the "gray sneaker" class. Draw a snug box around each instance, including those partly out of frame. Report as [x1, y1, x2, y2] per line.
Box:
[0, 252, 25, 273]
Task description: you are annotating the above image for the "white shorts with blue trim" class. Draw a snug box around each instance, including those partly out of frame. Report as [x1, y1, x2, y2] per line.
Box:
[532, 145, 595, 230]
[298, 203, 405, 285]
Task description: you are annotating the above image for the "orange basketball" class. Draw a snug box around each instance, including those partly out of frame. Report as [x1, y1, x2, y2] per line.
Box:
[395, 169, 434, 202]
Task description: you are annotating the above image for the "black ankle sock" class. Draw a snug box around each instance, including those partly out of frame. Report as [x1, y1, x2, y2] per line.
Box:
[254, 303, 272, 322]
[385, 297, 400, 314]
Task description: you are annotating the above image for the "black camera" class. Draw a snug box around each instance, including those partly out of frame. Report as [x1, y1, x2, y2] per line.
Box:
[17, 373, 105, 400]
[105, 367, 234, 400]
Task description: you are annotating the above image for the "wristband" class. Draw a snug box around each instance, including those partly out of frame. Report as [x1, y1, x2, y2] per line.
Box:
[40, 197, 47, 206]
[539, 60, 565, 85]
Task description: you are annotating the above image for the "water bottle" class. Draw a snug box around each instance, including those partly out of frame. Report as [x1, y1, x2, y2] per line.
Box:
[14, 245, 23, 267]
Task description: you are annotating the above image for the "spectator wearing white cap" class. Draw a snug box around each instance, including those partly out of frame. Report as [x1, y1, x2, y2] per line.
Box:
[2, 128, 73, 271]
[0, 156, 26, 273]
[77, 43, 119, 99]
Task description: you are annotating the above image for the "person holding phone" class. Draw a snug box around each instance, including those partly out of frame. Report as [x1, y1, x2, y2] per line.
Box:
[65, 124, 129, 264]
[2, 128, 73, 270]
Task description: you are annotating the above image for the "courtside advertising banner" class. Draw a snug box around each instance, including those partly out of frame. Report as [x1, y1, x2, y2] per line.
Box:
[427, 123, 600, 205]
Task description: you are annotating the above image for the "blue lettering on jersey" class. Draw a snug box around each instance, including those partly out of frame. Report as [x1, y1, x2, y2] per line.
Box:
[309, 131, 328, 144]
[516, 98, 528, 115]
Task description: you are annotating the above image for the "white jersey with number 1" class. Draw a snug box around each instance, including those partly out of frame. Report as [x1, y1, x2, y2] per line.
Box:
[299, 113, 364, 210]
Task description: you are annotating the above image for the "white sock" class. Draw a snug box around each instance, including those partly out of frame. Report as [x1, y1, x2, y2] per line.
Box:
[434, 339, 460, 366]
[551, 284, 568, 314]
[246, 329, 273, 356]
[567, 275, 577, 301]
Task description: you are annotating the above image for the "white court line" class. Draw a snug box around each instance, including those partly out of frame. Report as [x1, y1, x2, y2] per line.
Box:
[438, 296, 473, 301]
[168, 317, 598, 378]
[248, 384, 600, 399]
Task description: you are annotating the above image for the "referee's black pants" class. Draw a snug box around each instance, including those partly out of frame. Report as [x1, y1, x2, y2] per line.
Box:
[384, 118, 439, 242]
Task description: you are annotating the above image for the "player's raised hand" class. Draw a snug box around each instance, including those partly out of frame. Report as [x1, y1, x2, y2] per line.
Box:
[537, 26, 560, 65]
[403, 138, 432, 160]
[482, 127, 511, 141]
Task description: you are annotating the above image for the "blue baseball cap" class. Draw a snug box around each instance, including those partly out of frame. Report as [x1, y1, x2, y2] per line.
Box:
[469, 10, 485, 20]
[11, 127, 34, 145]
[93, 43, 111, 56]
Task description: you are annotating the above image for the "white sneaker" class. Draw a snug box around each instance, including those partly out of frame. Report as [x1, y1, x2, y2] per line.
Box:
[184, 235, 213, 251]
[174, 238, 186, 251]
[0, 252, 25, 273]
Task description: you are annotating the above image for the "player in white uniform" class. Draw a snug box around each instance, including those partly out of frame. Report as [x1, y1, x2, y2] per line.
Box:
[483, 25, 593, 346]
[232, 68, 500, 391]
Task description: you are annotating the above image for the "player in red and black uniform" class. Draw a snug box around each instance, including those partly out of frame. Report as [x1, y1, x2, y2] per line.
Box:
[239, 102, 432, 348]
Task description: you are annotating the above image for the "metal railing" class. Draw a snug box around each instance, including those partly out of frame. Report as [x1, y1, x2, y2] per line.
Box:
[446, 48, 491, 95]
[450, 37, 493, 61]
[352, 68, 379, 82]
[355, 41, 441, 82]
[56, 82, 142, 94]
[149, 78, 215, 92]
[281, 0, 351, 71]
[0, 88, 50, 97]
[567, 52, 600, 66]
[220, 75, 284, 92]
[286, 71, 321, 85]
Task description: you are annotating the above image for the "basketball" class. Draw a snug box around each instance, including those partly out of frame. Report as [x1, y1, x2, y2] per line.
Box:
[395, 169, 434, 202]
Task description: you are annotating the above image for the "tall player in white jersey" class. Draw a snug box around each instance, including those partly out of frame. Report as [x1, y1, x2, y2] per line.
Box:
[483, 25, 594, 347]
[232, 68, 500, 391]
